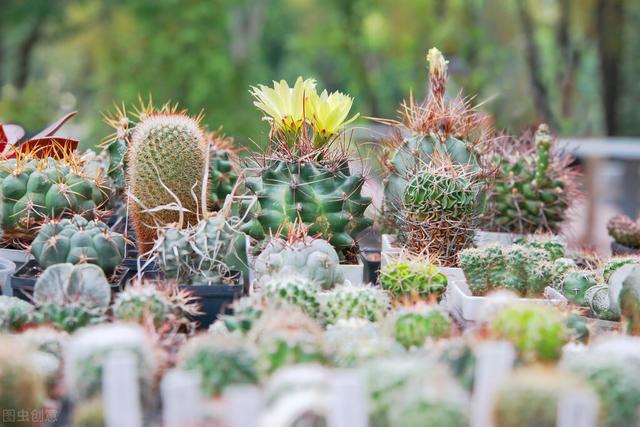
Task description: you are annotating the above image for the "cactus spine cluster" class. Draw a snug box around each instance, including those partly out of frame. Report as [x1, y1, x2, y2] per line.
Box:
[322, 284, 390, 324]
[31, 215, 126, 275]
[263, 275, 321, 317]
[379, 259, 448, 301]
[482, 125, 578, 234]
[607, 214, 640, 249]
[0, 295, 33, 331]
[393, 304, 452, 349]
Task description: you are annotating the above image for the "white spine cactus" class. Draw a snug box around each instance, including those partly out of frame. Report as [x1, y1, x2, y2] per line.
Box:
[321, 284, 390, 324]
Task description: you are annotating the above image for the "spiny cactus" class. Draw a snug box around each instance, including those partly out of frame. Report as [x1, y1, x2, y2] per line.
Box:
[254, 232, 343, 290]
[322, 284, 390, 325]
[218, 294, 266, 334]
[392, 303, 452, 349]
[65, 323, 157, 403]
[0, 148, 108, 243]
[607, 263, 640, 335]
[584, 284, 618, 321]
[607, 214, 640, 249]
[31, 215, 126, 275]
[248, 304, 326, 375]
[206, 129, 239, 211]
[0, 336, 47, 427]
[396, 160, 482, 265]
[263, 275, 321, 318]
[458, 243, 575, 297]
[481, 125, 579, 234]
[0, 295, 33, 331]
[488, 303, 568, 363]
[382, 48, 489, 217]
[325, 318, 395, 367]
[561, 271, 599, 306]
[604, 256, 640, 282]
[178, 332, 259, 397]
[494, 367, 592, 427]
[379, 258, 448, 301]
[32, 263, 111, 332]
[515, 234, 567, 260]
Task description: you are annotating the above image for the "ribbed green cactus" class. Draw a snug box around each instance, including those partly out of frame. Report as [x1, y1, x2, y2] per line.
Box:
[482, 125, 578, 234]
[207, 131, 239, 210]
[393, 304, 452, 349]
[32, 263, 111, 332]
[488, 304, 568, 363]
[255, 235, 342, 290]
[31, 215, 125, 275]
[241, 160, 372, 257]
[459, 243, 575, 297]
[561, 271, 599, 306]
[379, 258, 448, 301]
[0, 295, 33, 331]
[178, 332, 258, 397]
[584, 284, 618, 321]
[0, 154, 108, 242]
[263, 275, 321, 318]
[322, 284, 390, 324]
[607, 214, 640, 249]
[218, 294, 265, 334]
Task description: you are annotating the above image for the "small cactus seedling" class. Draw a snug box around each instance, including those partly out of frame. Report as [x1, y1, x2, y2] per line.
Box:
[607, 214, 640, 249]
[392, 303, 452, 349]
[263, 275, 321, 318]
[177, 332, 259, 397]
[321, 284, 390, 325]
[0, 295, 33, 331]
[561, 271, 599, 306]
[31, 215, 126, 275]
[379, 258, 448, 301]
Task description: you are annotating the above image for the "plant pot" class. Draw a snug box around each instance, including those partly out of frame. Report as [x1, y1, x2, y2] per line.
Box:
[380, 234, 401, 269]
[445, 274, 567, 322]
[11, 260, 131, 303]
[0, 247, 33, 265]
[180, 271, 244, 329]
[0, 257, 16, 296]
[361, 251, 381, 285]
[610, 241, 640, 256]
[473, 230, 526, 248]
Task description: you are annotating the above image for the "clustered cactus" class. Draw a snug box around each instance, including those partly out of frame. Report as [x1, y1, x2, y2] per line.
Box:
[263, 275, 321, 318]
[31, 215, 126, 275]
[379, 258, 448, 301]
[607, 214, 640, 249]
[481, 125, 579, 234]
[322, 284, 390, 325]
[393, 303, 452, 349]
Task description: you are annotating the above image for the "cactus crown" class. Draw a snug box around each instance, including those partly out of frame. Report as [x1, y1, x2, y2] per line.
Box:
[379, 257, 448, 301]
[262, 275, 321, 318]
[607, 214, 640, 249]
[322, 284, 390, 325]
[392, 303, 452, 349]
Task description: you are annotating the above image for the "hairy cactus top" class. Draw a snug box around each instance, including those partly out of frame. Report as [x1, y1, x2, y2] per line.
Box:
[607, 214, 640, 249]
[379, 258, 448, 301]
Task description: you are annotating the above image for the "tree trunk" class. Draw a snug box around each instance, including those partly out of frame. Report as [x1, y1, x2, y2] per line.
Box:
[556, 0, 580, 119]
[596, 0, 625, 135]
[15, 15, 45, 90]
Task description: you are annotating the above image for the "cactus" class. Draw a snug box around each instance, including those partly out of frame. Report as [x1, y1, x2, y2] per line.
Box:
[177, 332, 259, 397]
[71, 398, 105, 427]
[325, 318, 395, 367]
[607, 264, 640, 335]
[515, 234, 567, 260]
[113, 281, 201, 329]
[31, 215, 126, 275]
[322, 284, 390, 325]
[488, 304, 568, 363]
[604, 256, 640, 282]
[0, 295, 33, 331]
[19, 326, 68, 395]
[206, 129, 239, 210]
[0, 336, 47, 427]
[607, 214, 640, 249]
[393, 303, 452, 349]
[494, 366, 591, 427]
[396, 160, 482, 265]
[263, 275, 321, 318]
[32, 263, 111, 332]
[379, 258, 448, 301]
[482, 125, 579, 234]
[255, 232, 343, 290]
[383, 48, 487, 217]
[561, 271, 599, 306]
[65, 323, 157, 403]
[584, 284, 619, 321]
[218, 294, 266, 334]
[0, 149, 108, 243]
[248, 304, 326, 374]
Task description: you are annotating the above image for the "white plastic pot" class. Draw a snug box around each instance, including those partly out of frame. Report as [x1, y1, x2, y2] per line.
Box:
[0, 257, 17, 296]
[0, 247, 33, 264]
[473, 231, 525, 248]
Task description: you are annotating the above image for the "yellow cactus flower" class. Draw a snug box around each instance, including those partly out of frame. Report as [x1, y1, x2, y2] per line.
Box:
[426, 47, 448, 79]
[250, 77, 316, 132]
[307, 89, 359, 142]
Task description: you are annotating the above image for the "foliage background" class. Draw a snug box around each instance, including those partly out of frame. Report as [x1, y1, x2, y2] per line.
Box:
[0, 0, 637, 151]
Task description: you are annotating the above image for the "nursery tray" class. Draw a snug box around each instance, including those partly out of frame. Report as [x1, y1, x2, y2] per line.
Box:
[10, 260, 132, 303]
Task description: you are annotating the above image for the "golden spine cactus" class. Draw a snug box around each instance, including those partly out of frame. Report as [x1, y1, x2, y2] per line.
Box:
[128, 108, 207, 253]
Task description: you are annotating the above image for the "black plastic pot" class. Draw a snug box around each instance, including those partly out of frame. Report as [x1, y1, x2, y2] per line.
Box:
[611, 241, 640, 256]
[11, 260, 131, 303]
[361, 251, 381, 285]
[181, 271, 244, 330]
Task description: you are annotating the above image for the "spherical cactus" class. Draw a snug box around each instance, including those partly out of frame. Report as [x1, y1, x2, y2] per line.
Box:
[177, 332, 259, 397]
[379, 259, 448, 301]
[241, 159, 372, 257]
[584, 284, 618, 321]
[218, 294, 266, 334]
[494, 367, 591, 427]
[65, 323, 157, 403]
[393, 304, 452, 349]
[0, 295, 34, 331]
[482, 125, 578, 234]
[607, 214, 640, 249]
[31, 215, 126, 275]
[255, 235, 343, 290]
[263, 275, 321, 318]
[321, 284, 390, 325]
[325, 318, 395, 367]
[561, 271, 598, 306]
[488, 303, 568, 363]
[128, 109, 207, 253]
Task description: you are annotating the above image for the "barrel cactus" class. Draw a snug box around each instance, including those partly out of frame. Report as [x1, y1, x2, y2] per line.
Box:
[607, 214, 640, 250]
[263, 275, 321, 318]
[31, 215, 126, 275]
[584, 284, 618, 321]
[481, 124, 579, 234]
[322, 284, 390, 325]
[379, 258, 448, 301]
[254, 234, 343, 290]
[393, 303, 452, 349]
[32, 263, 111, 332]
[0, 151, 108, 242]
[0, 295, 33, 331]
[177, 332, 259, 397]
[561, 271, 599, 306]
